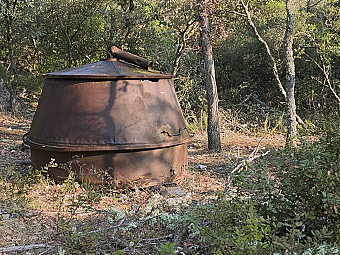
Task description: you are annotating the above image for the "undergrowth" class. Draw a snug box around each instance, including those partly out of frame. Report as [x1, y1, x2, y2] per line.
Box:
[225, 126, 340, 254]
[0, 124, 339, 254]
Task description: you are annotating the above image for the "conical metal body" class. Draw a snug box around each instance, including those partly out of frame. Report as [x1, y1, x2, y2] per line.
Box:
[24, 51, 190, 188]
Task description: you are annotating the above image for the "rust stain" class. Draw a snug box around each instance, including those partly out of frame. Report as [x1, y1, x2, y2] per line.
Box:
[24, 47, 190, 188]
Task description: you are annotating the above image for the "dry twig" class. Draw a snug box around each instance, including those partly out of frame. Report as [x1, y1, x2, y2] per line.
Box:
[0, 243, 52, 253]
[136, 234, 172, 246]
[224, 136, 270, 192]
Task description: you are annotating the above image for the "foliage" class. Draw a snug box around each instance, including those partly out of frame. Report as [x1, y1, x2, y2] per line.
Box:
[232, 127, 340, 252]
[216, 0, 340, 120]
[185, 109, 207, 133]
[192, 197, 272, 254]
[157, 242, 176, 255]
[1, 0, 340, 253]
[148, 129, 337, 254]
[1, 128, 340, 253]
[275, 130, 340, 242]
[0, 0, 339, 124]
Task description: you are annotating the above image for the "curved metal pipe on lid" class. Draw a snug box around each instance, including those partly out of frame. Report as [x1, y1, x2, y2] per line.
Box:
[110, 46, 153, 70]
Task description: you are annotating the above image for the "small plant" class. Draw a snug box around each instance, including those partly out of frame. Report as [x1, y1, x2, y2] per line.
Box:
[264, 112, 285, 135]
[276, 134, 340, 243]
[185, 109, 208, 133]
[190, 195, 273, 254]
[232, 129, 340, 252]
[157, 242, 176, 255]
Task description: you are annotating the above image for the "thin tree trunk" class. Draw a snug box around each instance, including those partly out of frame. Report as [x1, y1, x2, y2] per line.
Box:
[129, 0, 134, 11]
[304, 35, 340, 109]
[197, 0, 221, 152]
[172, 20, 196, 76]
[57, 14, 73, 68]
[240, 0, 306, 128]
[172, 42, 184, 76]
[5, 0, 18, 114]
[283, 0, 297, 147]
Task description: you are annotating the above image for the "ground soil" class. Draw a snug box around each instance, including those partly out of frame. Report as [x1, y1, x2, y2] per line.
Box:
[0, 112, 285, 252]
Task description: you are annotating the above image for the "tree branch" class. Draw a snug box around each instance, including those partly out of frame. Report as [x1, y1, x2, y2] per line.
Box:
[304, 36, 340, 106]
[0, 244, 52, 253]
[235, 0, 307, 128]
[224, 136, 270, 192]
[226, 10, 246, 17]
[240, 0, 286, 98]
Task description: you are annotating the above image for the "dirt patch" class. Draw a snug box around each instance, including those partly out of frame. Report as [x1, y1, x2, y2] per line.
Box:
[0, 113, 286, 206]
[0, 113, 285, 252]
[0, 113, 32, 170]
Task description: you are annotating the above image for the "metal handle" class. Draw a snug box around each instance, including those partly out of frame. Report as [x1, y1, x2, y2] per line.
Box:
[161, 127, 187, 137]
[109, 46, 153, 70]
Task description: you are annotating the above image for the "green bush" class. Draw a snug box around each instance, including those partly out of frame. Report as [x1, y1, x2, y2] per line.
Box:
[184, 128, 340, 254]
[234, 130, 340, 252]
[278, 139, 339, 240]
[157, 242, 176, 255]
[195, 197, 273, 254]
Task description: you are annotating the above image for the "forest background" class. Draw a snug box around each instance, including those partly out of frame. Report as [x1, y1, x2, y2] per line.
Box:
[1, 0, 339, 126]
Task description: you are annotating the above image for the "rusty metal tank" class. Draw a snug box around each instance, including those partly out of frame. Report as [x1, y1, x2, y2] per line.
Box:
[24, 46, 190, 188]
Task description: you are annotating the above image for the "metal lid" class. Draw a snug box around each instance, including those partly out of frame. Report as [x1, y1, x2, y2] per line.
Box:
[44, 46, 174, 80]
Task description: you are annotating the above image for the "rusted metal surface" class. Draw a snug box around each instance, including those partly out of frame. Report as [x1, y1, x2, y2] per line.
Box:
[25, 79, 189, 150]
[24, 48, 190, 187]
[44, 57, 171, 80]
[110, 46, 153, 70]
[28, 144, 187, 188]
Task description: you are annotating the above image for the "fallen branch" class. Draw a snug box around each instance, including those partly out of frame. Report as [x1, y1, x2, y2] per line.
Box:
[224, 136, 270, 192]
[136, 234, 172, 245]
[13, 159, 31, 164]
[0, 244, 51, 253]
[87, 216, 126, 235]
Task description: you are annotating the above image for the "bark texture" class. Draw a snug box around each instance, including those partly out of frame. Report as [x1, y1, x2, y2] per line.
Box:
[283, 0, 297, 147]
[197, 0, 221, 152]
[4, 0, 18, 113]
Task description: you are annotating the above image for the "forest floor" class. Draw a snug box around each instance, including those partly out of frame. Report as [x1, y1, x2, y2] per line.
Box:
[0, 112, 285, 254]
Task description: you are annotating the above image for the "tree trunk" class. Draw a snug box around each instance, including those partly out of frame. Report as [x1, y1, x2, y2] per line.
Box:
[67, 40, 73, 68]
[197, 0, 222, 152]
[8, 89, 17, 113]
[283, 0, 297, 147]
[129, 0, 134, 11]
[5, 0, 18, 114]
[172, 42, 184, 76]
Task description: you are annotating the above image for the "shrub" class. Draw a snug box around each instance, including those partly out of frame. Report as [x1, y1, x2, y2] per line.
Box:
[233, 129, 340, 252]
[195, 197, 273, 254]
[187, 128, 340, 254]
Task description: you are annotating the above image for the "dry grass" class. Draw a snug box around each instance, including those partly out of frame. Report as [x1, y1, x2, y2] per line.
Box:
[0, 112, 285, 254]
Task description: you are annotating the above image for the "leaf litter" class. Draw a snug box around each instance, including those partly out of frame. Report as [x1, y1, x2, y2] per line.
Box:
[0, 112, 285, 254]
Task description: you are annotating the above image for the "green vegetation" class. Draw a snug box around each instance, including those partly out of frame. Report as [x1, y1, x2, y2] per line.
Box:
[0, 121, 339, 253]
[1, 0, 339, 122]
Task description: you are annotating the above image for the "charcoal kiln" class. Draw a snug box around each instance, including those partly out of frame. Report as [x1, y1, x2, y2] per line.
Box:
[23, 46, 190, 188]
